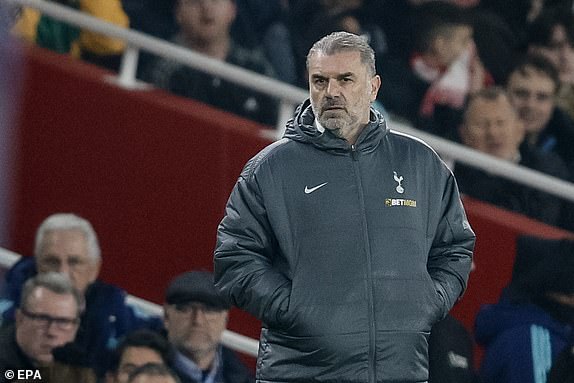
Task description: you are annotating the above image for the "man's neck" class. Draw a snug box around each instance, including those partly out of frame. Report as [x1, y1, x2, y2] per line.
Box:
[181, 348, 217, 370]
[185, 36, 231, 61]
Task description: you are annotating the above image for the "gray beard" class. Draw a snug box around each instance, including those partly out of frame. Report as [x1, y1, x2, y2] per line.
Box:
[320, 118, 346, 138]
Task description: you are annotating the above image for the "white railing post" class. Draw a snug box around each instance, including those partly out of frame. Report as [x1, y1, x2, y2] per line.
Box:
[116, 45, 140, 89]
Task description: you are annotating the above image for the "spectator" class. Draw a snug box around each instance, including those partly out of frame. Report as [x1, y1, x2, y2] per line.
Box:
[0, 272, 96, 383]
[127, 363, 181, 383]
[163, 271, 252, 383]
[143, 0, 279, 127]
[0, 213, 162, 377]
[377, 1, 491, 139]
[475, 235, 574, 383]
[106, 329, 173, 383]
[526, 6, 574, 120]
[506, 54, 574, 168]
[455, 86, 572, 230]
[11, 0, 129, 71]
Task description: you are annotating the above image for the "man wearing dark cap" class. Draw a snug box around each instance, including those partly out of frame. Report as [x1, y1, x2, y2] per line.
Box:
[163, 271, 252, 383]
[475, 235, 574, 383]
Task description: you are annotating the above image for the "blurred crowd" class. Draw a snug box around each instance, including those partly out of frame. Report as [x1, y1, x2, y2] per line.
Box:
[6, 1, 574, 230]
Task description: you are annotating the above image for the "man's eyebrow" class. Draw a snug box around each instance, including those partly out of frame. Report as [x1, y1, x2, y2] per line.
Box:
[311, 72, 355, 80]
[311, 73, 327, 80]
[338, 72, 355, 79]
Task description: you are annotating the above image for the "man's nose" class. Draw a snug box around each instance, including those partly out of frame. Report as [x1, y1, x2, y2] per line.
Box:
[44, 320, 60, 337]
[325, 79, 342, 97]
[483, 122, 497, 137]
[56, 261, 71, 276]
[189, 307, 208, 323]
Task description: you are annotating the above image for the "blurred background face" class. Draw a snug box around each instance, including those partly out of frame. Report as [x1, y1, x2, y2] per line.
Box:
[435, 25, 473, 66]
[507, 67, 556, 135]
[164, 302, 228, 361]
[112, 347, 166, 383]
[176, 0, 236, 44]
[529, 24, 574, 81]
[460, 95, 525, 160]
[15, 287, 79, 365]
[36, 229, 101, 295]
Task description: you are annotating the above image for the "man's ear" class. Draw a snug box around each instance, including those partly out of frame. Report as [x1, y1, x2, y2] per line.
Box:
[370, 75, 381, 101]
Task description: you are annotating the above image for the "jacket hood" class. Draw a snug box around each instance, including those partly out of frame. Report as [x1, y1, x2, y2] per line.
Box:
[283, 99, 389, 154]
[474, 301, 571, 347]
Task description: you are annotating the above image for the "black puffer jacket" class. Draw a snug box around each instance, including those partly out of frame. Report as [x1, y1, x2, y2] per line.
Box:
[214, 100, 475, 383]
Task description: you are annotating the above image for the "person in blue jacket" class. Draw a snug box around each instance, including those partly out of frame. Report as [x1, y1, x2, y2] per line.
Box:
[475, 235, 574, 383]
[0, 213, 163, 377]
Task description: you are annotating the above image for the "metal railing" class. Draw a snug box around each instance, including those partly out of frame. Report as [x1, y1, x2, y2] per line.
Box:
[0, 247, 260, 357]
[5, 0, 574, 203]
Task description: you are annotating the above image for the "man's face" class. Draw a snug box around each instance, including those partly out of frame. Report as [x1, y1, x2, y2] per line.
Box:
[529, 25, 574, 81]
[164, 302, 228, 361]
[507, 67, 556, 135]
[36, 229, 101, 295]
[15, 287, 79, 365]
[308, 50, 380, 141]
[436, 25, 473, 67]
[176, 0, 236, 44]
[111, 347, 165, 383]
[460, 95, 525, 160]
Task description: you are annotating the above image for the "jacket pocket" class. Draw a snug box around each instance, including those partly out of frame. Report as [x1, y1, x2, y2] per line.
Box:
[257, 328, 369, 382]
[375, 330, 430, 381]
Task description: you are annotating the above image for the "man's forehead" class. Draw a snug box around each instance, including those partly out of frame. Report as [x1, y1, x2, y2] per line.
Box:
[509, 67, 553, 85]
[28, 287, 77, 310]
[308, 51, 365, 74]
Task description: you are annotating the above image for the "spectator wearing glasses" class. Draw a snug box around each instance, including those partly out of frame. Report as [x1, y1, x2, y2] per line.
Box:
[0, 272, 96, 383]
[163, 271, 253, 383]
[0, 213, 163, 377]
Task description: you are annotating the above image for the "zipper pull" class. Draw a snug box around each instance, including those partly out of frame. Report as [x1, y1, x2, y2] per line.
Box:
[350, 144, 358, 160]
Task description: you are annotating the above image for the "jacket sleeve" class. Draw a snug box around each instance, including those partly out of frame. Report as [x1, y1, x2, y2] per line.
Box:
[214, 167, 291, 328]
[428, 171, 475, 318]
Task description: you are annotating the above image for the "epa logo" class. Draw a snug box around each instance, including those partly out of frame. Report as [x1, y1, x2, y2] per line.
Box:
[4, 369, 42, 380]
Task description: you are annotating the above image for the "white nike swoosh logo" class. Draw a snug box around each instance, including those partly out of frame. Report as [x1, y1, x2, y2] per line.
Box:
[304, 182, 328, 194]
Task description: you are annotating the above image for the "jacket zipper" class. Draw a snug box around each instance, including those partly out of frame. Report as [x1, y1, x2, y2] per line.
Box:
[351, 145, 376, 383]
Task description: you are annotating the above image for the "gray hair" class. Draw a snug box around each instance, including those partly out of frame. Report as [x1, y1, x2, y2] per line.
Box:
[34, 213, 101, 261]
[20, 272, 85, 316]
[306, 31, 376, 77]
